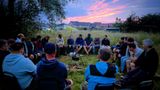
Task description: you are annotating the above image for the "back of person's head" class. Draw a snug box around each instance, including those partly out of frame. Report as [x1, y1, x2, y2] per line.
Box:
[10, 42, 24, 51]
[45, 36, 50, 39]
[79, 34, 82, 37]
[143, 39, 153, 48]
[58, 34, 62, 38]
[44, 43, 56, 54]
[121, 37, 125, 40]
[127, 37, 134, 43]
[7, 38, 15, 46]
[105, 35, 108, 38]
[31, 37, 36, 42]
[88, 33, 91, 37]
[128, 43, 136, 49]
[36, 35, 42, 40]
[98, 46, 112, 61]
[0, 39, 7, 49]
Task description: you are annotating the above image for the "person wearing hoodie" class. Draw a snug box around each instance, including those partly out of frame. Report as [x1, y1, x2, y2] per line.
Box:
[84, 46, 119, 90]
[36, 42, 72, 90]
[2, 42, 36, 90]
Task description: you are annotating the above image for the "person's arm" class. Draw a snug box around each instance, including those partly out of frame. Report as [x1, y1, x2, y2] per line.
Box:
[25, 58, 36, 76]
[62, 38, 65, 45]
[84, 65, 90, 82]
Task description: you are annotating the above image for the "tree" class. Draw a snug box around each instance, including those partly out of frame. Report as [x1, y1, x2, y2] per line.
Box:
[123, 13, 140, 32]
[0, 0, 73, 39]
[121, 13, 160, 32]
[140, 14, 160, 32]
[0, 0, 40, 38]
[39, 0, 73, 28]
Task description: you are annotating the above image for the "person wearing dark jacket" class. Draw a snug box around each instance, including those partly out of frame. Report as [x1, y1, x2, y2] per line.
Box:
[115, 39, 159, 88]
[36, 43, 72, 90]
[0, 39, 10, 76]
[101, 35, 110, 46]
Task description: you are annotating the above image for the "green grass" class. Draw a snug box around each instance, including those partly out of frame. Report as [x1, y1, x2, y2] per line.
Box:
[36, 30, 160, 90]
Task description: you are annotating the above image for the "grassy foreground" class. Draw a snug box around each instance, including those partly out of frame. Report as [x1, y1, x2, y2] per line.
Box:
[36, 30, 160, 90]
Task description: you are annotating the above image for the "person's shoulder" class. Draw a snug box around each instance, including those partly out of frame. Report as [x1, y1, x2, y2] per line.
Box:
[58, 61, 67, 68]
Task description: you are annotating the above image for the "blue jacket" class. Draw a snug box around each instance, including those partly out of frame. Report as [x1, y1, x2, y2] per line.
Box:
[36, 58, 67, 90]
[76, 37, 84, 46]
[85, 61, 119, 90]
[67, 38, 74, 45]
[3, 54, 36, 90]
[85, 37, 93, 46]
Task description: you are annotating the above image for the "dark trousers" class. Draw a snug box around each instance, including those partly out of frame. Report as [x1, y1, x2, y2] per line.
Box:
[121, 67, 152, 86]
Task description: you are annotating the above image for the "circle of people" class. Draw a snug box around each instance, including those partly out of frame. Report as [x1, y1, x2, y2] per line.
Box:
[0, 33, 159, 90]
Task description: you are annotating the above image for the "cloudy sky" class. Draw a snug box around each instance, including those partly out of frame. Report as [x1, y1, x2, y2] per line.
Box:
[63, 0, 160, 23]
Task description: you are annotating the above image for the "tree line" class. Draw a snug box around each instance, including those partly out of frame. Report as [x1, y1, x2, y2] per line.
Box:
[115, 13, 160, 33]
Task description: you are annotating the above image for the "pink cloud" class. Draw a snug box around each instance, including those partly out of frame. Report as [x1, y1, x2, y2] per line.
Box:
[64, 0, 126, 23]
[112, 0, 119, 3]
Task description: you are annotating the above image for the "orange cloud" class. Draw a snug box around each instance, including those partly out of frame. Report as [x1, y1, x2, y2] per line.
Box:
[64, 0, 126, 23]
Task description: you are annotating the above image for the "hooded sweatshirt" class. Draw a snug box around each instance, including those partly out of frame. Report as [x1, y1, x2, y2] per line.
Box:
[2, 53, 36, 90]
[36, 58, 67, 90]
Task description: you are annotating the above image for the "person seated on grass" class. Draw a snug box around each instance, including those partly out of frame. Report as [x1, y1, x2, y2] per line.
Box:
[67, 35, 75, 54]
[0, 39, 10, 77]
[42, 35, 50, 48]
[115, 39, 159, 89]
[93, 37, 101, 54]
[75, 34, 85, 54]
[36, 43, 73, 90]
[56, 34, 66, 56]
[84, 34, 93, 55]
[3, 42, 36, 90]
[126, 43, 143, 72]
[101, 35, 110, 46]
[84, 46, 119, 90]
[112, 37, 128, 59]
[120, 37, 142, 72]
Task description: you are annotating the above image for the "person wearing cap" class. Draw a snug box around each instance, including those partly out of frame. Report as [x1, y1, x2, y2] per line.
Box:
[84, 46, 119, 90]
[36, 42, 72, 90]
[115, 39, 159, 88]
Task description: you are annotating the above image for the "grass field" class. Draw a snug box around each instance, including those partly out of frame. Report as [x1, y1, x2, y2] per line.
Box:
[37, 30, 160, 90]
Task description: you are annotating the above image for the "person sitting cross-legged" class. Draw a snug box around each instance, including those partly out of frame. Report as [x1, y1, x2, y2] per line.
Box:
[84, 46, 119, 90]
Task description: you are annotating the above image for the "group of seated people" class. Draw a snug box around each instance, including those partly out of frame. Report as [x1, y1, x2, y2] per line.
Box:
[0, 33, 159, 90]
[83, 37, 159, 90]
[0, 38, 73, 90]
[57, 33, 110, 56]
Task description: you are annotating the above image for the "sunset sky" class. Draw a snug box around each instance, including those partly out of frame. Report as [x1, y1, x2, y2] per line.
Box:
[63, 0, 160, 23]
